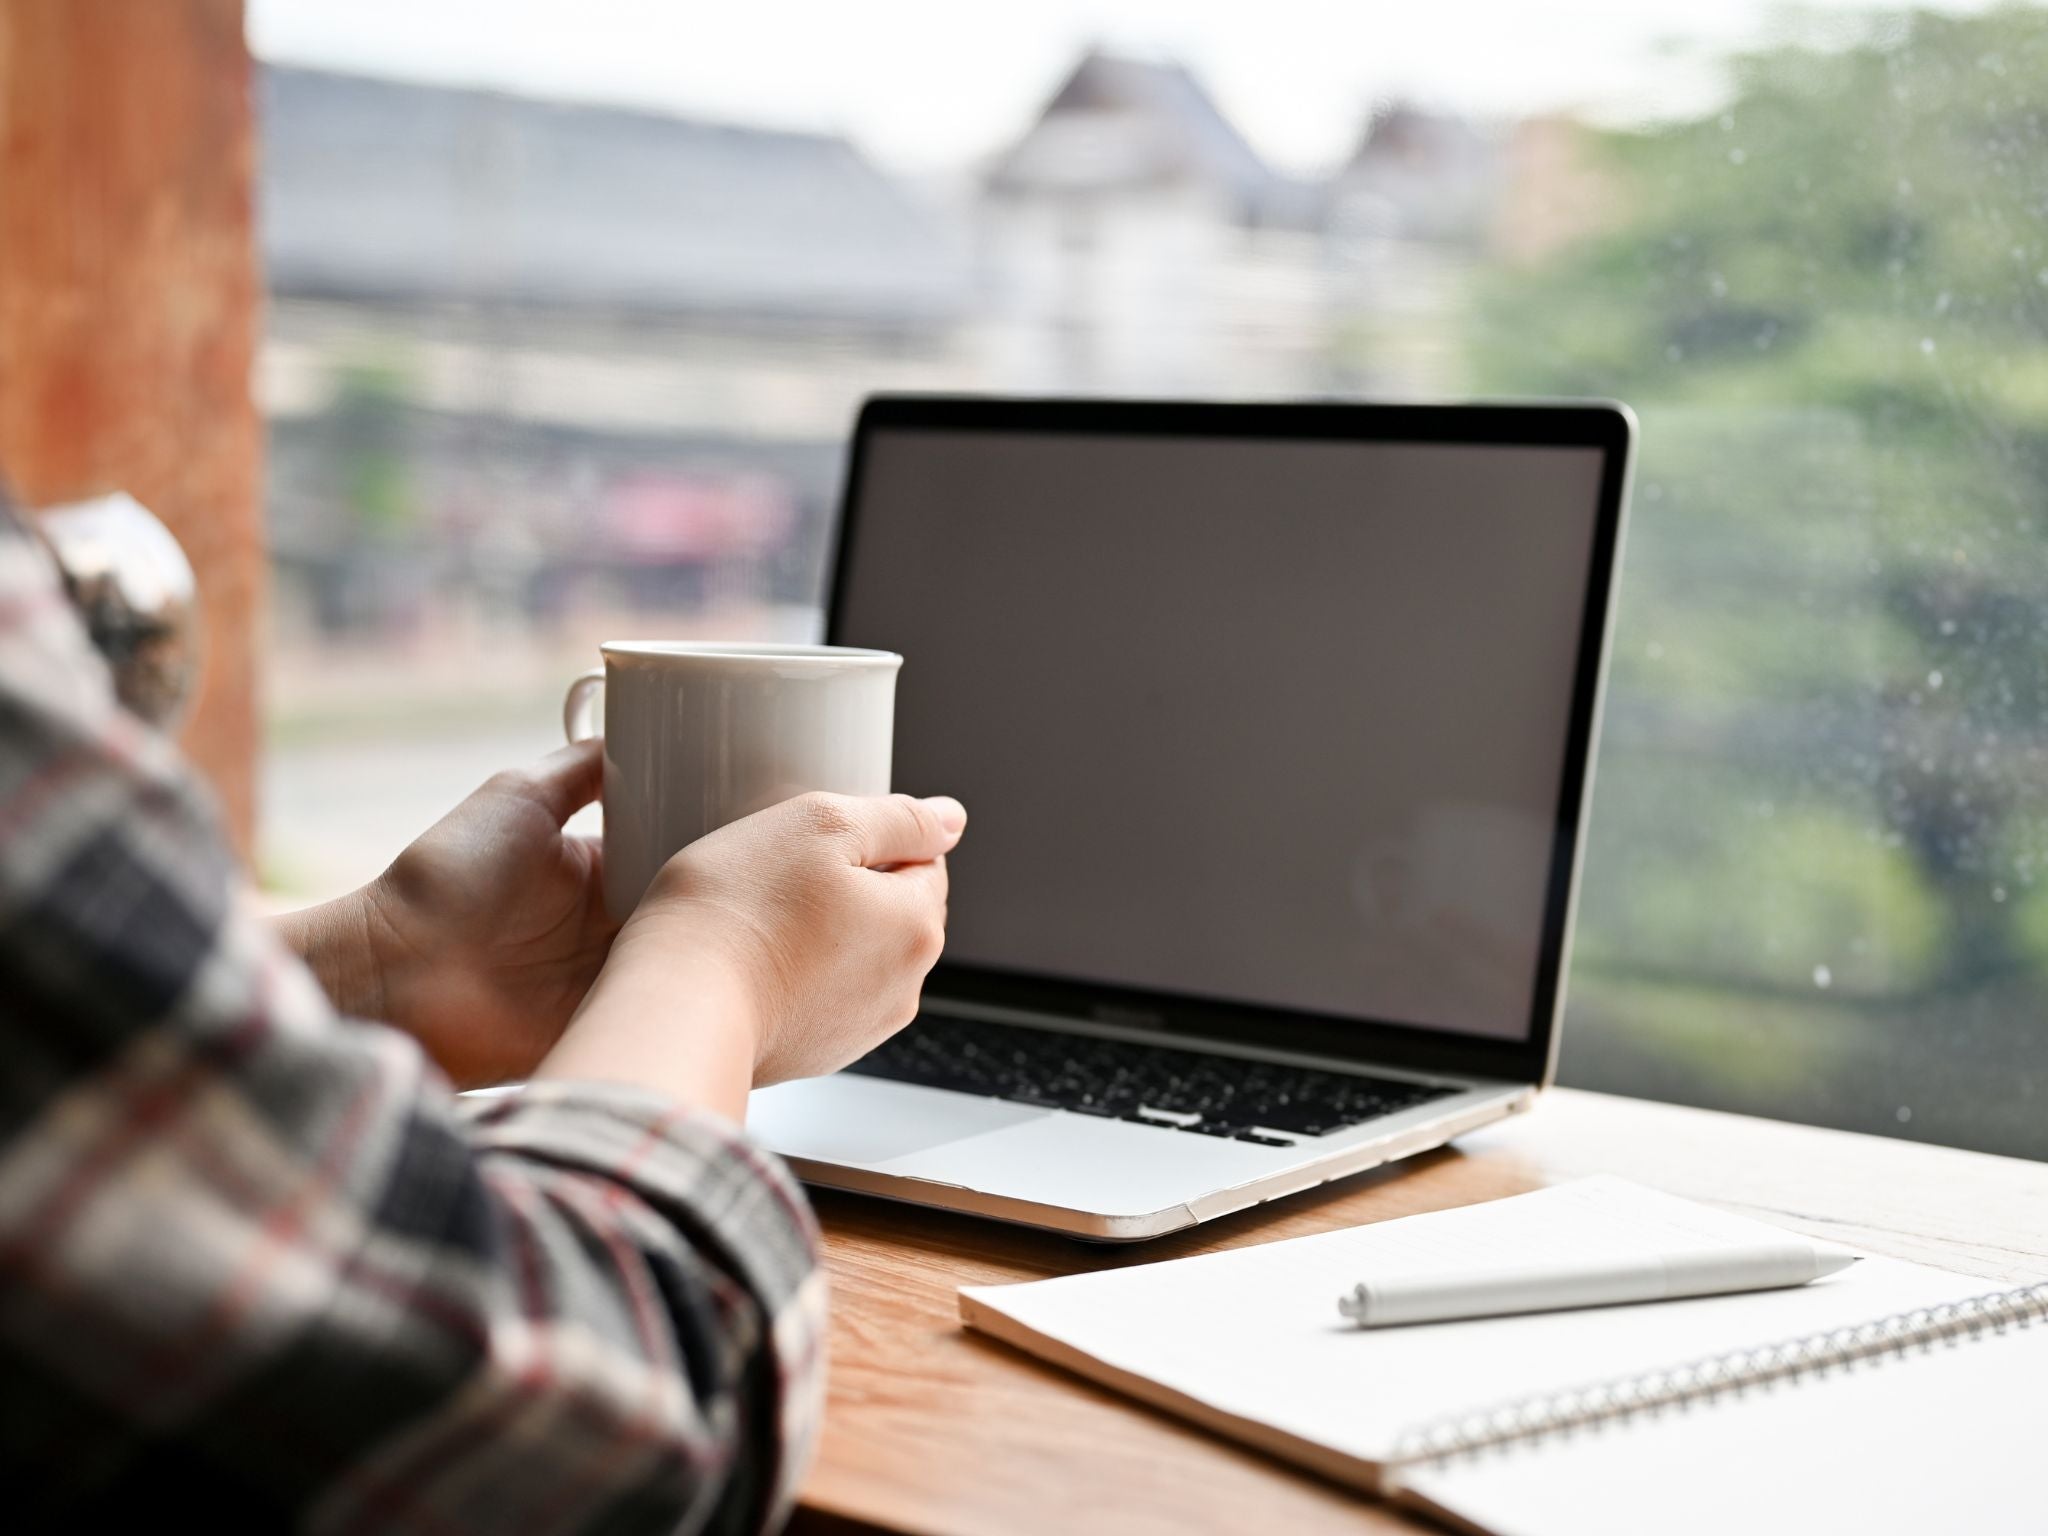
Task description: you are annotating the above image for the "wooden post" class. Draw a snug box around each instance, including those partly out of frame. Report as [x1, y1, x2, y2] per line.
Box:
[0, 0, 262, 860]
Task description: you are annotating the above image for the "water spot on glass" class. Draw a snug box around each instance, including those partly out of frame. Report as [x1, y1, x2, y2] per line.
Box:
[1928, 669, 1944, 689]
[1665, 342, 1684, 362]
[1813, 964, 1833, 988]
[1993, 885, 2008, 903]
[1719, 113, 1736, 132]
[1709, 272, 1729, 298]
[1646, 640, 1665, 660]
[1729, 147, 1748, 166]
[1895, 1105, 1912, 1124]
[1897, 177, 1912, 197]
[1935, 290, 1952, 313]
[1920, 336, 1937, 355]
[1939, 618, 1957, 636]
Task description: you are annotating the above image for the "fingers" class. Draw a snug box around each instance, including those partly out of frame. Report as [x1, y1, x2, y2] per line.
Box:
[881, 856, 950, 969]
[501, 737, 605, 827]
[815, 792, 966, 869]
[883, 852, 949, 902]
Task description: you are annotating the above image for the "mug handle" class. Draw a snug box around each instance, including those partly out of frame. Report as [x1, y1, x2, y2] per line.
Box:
[564, 669, 605, 743]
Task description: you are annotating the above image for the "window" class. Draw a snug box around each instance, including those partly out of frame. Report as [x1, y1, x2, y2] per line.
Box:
[248, 4, 2048, 1158]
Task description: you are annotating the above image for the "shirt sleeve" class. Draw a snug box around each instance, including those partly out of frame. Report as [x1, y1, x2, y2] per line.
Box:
[0, 511, 826, 1535]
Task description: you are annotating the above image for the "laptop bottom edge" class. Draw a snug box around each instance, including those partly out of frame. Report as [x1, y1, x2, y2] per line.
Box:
[782, 1085, 1537, 1242]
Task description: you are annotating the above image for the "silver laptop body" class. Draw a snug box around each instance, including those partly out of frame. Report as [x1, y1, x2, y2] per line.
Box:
[749, 396, 1634, 1240]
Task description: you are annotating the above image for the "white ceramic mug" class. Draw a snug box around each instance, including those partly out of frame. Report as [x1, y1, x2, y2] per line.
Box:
[564, 641, 902, 920]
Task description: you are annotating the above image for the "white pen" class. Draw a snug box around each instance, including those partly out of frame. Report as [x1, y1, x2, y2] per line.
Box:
[1337, 1239, 1860, 1328]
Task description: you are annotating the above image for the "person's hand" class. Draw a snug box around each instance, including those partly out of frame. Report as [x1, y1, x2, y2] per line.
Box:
[635, 790, 966, 1084]
[282, 740, 616, 1088]
[538, 791, 965, 1116]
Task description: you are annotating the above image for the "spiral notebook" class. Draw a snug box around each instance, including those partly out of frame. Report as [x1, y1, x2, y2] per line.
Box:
[959, 1181, 2048, 1535]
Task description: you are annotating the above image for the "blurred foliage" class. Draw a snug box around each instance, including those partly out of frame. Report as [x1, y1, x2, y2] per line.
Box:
[332, 358, 419, 538]
[1468, 8, 2048, 1148]
[1574, 762, 1951, 993]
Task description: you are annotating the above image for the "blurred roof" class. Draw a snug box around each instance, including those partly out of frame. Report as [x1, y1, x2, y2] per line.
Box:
[259, 67, 968, 328]
[1332, 104, 1502, 245]
[984, 49, 1321, 228]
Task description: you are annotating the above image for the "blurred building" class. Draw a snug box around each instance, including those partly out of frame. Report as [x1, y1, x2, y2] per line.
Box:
[974, 56, 1537, 401]
[976, 49, 1330, 394]
[257, 56, 1555, 639]
[258, 66, 974, 635]
[1330, 105, 1500, 247]
[1323, 105, 1506, 396]
[1492, 114, 1620, 268]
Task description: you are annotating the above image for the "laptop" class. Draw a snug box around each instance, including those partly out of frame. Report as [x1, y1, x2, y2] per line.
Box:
[748, 396, 1634, 1239]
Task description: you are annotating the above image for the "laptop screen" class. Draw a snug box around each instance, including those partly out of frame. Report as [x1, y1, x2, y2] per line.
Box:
[834, 411, 1615, 1049]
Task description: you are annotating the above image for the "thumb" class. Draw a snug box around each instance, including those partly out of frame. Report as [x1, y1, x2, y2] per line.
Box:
[510, 737, 605, 827]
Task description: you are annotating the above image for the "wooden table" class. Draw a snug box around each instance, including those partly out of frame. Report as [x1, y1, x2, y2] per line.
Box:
[787, 1087, 2048, 1536]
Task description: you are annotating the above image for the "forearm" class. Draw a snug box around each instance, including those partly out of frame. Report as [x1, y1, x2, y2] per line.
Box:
[537, 923, 760, 1123]
[274, 886, 388, 1022]
[280, 880, 764, 1117]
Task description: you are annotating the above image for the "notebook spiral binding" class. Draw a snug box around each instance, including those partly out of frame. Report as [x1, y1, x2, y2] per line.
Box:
[1387, 1279, 2048, 1481]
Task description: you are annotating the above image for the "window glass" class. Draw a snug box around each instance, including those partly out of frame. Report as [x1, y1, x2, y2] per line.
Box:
[249, 4, 2048, 1157]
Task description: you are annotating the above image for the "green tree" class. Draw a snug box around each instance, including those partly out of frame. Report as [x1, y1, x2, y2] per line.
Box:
[1469, 8, 2048, 1152]
[333, 358, 419, 540]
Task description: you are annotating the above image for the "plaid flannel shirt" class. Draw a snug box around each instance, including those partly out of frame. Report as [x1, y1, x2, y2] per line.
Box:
[0, 509, 826, 1533]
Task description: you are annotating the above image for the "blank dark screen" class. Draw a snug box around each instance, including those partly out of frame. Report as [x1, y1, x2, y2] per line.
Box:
[838, 428, 1606, 1041]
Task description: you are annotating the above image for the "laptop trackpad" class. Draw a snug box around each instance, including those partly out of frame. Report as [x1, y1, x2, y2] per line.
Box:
[747, 1074, 1047, 1165]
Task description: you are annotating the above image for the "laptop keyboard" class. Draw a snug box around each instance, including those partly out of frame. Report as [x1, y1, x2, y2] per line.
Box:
[842, 1014, 1457, 1144]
